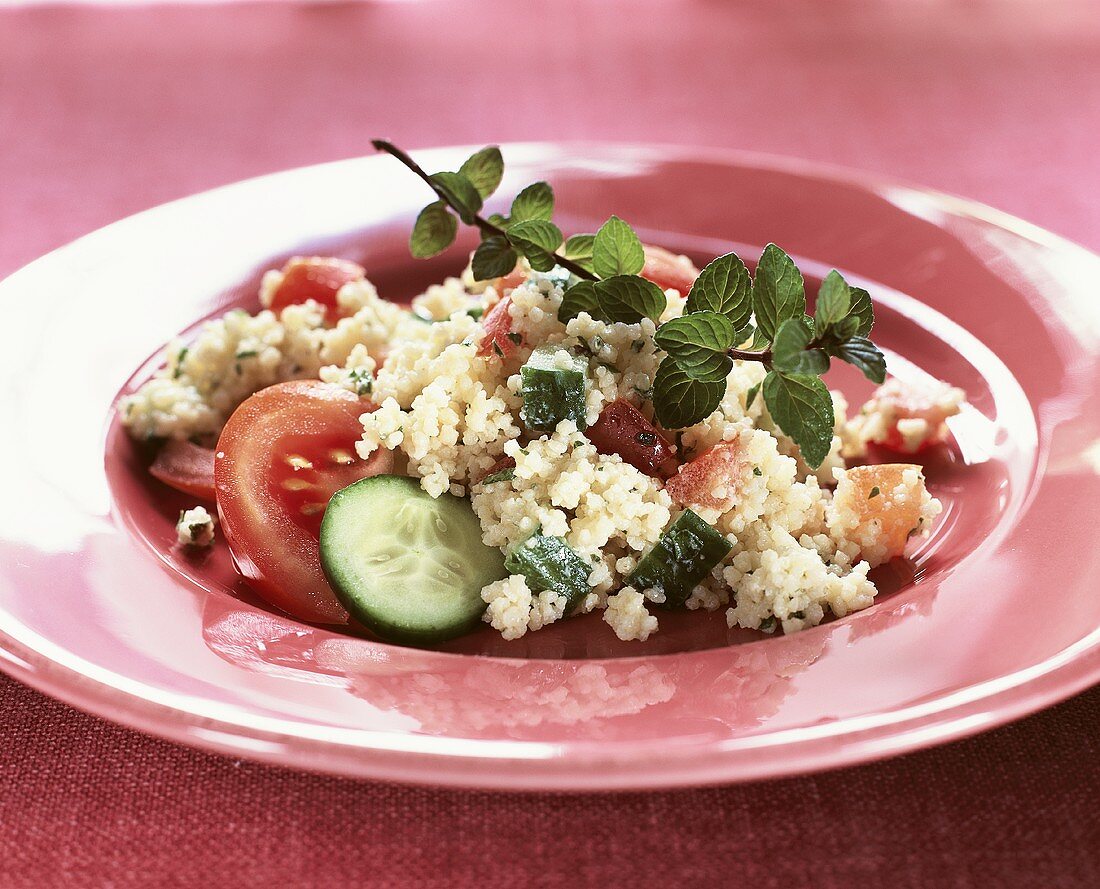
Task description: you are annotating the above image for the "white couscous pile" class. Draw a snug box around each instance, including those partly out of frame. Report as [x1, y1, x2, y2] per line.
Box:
[122, 255, 959, 644]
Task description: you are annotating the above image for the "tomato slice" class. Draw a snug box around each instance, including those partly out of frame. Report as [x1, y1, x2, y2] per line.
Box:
[214, 381, 392, 624]
[267, 256, 365, 324]
[641, 245, 700, 296]
[664, 442, 746, 513]
[149, 440, 216, 500]
[587, 400, 678, 478]
[476, 296, 523, 359]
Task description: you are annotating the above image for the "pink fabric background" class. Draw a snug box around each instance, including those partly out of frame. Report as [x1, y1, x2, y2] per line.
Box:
[2, 1, 1098, 885]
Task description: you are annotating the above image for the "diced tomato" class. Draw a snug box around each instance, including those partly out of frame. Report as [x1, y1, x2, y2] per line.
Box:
[641, 245, 700, 296]
[476, 296, 523, 359]
[833, 464, 927, 563]
[491, 266, 527, 295]
[214, 381, 393, 624]
[267, 256, 365, 325]
[664, 442, 745, 513]
[149, 440, 216, 501]
[587, 400, 678, 478]
[864, 376, 964, 454]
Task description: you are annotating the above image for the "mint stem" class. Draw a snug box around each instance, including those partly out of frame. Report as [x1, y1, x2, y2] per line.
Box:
[371, 140, 598, 282]
[728, 347, 772, 364]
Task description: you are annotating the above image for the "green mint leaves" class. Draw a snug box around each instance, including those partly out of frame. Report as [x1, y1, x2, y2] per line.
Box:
[592, 216, 645, 278]
[652, 244, 886, 468]
[684, 253, 752, 328]
[761, 372, 835, 468]
[752, 244, 806, 341]
[379, 140, 889, 470]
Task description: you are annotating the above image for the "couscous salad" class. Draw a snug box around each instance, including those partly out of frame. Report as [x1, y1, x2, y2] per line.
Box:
[119, 143, 965, 645]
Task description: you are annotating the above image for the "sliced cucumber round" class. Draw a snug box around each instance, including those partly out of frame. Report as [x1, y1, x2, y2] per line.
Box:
[320, 475, 505, 644]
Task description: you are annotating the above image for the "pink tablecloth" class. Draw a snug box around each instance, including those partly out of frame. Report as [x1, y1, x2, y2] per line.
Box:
[2, 2, 1098, 886]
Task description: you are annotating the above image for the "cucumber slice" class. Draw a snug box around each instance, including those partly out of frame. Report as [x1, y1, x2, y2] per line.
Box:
[626, 509, 732, 609]
[320, 475, 506, 643]
[520, 345, 588, 431]
[504, 532, 591, 613]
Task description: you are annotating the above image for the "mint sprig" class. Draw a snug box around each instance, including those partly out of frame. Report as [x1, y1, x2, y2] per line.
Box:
[377, 140, 888, 469]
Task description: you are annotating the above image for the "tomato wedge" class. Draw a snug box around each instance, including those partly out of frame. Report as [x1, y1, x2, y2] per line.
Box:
[476, 296, 523, 359]
[587, 399, 678, 478]
[149, 439, 216, 500]
[214, 381, 392, 624]
[641, 245, 700, 296]
[267, 256, 365, 324]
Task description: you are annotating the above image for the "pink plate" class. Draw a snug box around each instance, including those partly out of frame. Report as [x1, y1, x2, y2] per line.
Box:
[1, 145, 1099, 790]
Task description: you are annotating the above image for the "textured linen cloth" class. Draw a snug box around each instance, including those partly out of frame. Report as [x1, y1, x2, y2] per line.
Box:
[1, 2, 1098, 886]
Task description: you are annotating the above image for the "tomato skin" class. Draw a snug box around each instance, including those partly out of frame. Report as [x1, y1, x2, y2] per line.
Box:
[587, 400, 678, 479]
[476, 296, 523, 359]
[149, 440, 216, 500]
[267, 256, 365, 324]
[214, 381, 391, 625]
[641, 245, 700, 296]
[664, 442, 744, 513]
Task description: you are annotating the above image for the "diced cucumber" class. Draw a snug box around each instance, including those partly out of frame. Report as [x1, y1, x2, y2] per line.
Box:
[504, 532, 591, 613]
[320, 475, 506, 644]
[627, 509, 732, 609]
[520, 345, 588, 431]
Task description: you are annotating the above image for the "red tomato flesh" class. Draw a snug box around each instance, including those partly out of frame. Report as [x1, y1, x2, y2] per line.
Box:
[267, 256, 365, 325]
[476, 296, 523, 359]
[214, 381, 392, 625]
[587, 400, 678, 479]
[641, 245, 700, 296]
[664, 441, 745, 513]
[149, 439, 216, 501]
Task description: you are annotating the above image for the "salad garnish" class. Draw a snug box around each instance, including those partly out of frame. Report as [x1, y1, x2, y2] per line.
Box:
[373, 139, 887, 467]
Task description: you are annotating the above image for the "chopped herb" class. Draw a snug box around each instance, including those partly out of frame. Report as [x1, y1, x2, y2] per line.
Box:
[173, 347, 189, 379]
[759, 616, 777, 633]
[482, 466, 515, 485]
[631, 339, 645, 353]
[869, 486, 880, 499]
[506, 332, 523, 345]
[752, 466, 762, 477]
[791, 610, 805, 620]
[635, 431, 657, 446]
[235, 349, 258, 360]
[493, 341, 504, 358]
[633, 385, 654, 400]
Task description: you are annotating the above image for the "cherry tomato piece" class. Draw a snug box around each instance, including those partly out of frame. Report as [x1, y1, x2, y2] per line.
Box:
[587, 400, 678, 479]
[214, 381, 392, 624]
[149, 440, 217, 501]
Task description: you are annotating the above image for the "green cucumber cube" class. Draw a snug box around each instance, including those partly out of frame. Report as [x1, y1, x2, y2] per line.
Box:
[519, 345, 588, 431]
[505, 532, 591, 613]
[627, 509, 732, 609]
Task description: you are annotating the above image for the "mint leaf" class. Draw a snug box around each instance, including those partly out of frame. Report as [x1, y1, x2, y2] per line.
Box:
[846, 286, 874, 337]
[771, 317, 829, 376]
[752, 243, 806, 341]
[409, 201, 458, 259]
[745, 381, 761, 410]
[653, 358, 726, 429]
[655, 312, 735, 381]
[762, 371, 835, 468]
[430, 171, 483, 224]
[558, 281, 602, 323]
[507, 219, 563, 254]
[593, 216, 645, 278]
[594, 275, 666, 324]
[563, 233, 595, 262]
[685, 253, 752, 328]
[471, 235, 518, 281]
[510, 181, 554, 222]
[832, 336, 886, 383]
[458, 146, 504, 200]
[815, 270, 850, 330]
